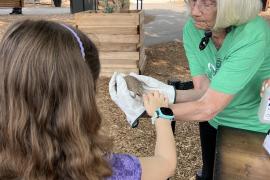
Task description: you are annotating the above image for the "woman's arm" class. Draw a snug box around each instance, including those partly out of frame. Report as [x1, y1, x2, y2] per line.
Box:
[175, 75, 210, 103]
[139, 92, 176, 180]
[171, 88, 233, 121]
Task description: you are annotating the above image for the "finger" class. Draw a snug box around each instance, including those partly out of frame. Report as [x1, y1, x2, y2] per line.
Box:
[261, 82, 269, 97]
[147, 91, 155, 97]
[261, 81, 269, 97]
[159, 92, 166, 101]
[142, 91, 148, 97]
[264, 82, 269, 90]
[153, 90, 160, 98]
[143, 94, 149, 106]
[261, 86, 265, 98]
[144, 91, 150, 97]
[164, 97, 169, 106]
[159, 93, 165, 101]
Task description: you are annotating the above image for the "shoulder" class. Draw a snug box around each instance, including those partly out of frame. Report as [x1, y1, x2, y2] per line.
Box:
[227, 16, 270, 52]
[106, 153, 141, 180]
[246, 16, 269, 29]
[235, 16, 270, 40]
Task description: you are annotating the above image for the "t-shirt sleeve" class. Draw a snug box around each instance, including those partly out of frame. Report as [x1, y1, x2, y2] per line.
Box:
[106, 153, 141, 180]
[183, 19, 205, 77]
[210, 24, 267, 94]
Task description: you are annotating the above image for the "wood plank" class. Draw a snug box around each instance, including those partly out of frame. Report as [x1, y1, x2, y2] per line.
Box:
[99, 52, 139, 60]
[101, 59, 138, 65]
[0, 0, 22, 3]
[78, 26, 138, 35]
[0, 0, 23, 7]
[88, 34, 139, 44]
[96, 43, 137, 52]
[75, 12, 139, 27]
[214, 126, 270, 180]
[100, 68, 139, 77]
[216, 150, 270, 180]
[101, 63, 137, 69]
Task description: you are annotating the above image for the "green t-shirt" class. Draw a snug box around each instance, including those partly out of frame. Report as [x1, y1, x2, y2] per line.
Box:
[183, 16, 270, 133]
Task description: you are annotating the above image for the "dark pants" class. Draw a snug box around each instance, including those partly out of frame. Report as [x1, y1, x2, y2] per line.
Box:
[13, 8, 22, 11]
[10, 7, 22, 14]
[197, 121, 217, 180]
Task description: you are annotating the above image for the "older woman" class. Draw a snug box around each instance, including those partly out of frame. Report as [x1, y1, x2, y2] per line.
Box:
[175, 0, 270, 179]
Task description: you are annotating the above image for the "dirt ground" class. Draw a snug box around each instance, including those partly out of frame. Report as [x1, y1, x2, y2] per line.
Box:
[0, 1, 270, 179]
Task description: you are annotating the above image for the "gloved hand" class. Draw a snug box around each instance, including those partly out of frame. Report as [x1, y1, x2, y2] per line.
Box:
[129, 72, 176, 104]
[109, 72, 146, 127]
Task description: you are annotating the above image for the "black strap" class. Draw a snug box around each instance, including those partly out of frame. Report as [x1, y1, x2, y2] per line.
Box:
[199, 31, 212, 51]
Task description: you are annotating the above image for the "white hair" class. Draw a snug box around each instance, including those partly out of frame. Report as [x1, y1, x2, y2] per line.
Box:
[214, 0, 262, 30]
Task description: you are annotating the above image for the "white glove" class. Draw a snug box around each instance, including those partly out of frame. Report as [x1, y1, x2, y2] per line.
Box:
[129, 72, 176, 104]
[109, 72, 145, 127]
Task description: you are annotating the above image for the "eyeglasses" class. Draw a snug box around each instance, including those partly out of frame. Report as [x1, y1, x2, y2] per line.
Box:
[185, 0, 216, 11]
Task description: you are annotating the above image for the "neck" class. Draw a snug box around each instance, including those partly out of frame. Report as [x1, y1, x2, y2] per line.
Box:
[211, 29, 226, 49]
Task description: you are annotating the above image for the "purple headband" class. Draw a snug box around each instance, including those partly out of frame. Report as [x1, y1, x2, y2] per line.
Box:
[61, 24, 85, 59]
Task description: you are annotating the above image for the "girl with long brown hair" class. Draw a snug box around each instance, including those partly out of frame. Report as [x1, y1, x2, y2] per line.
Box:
[0, 20, 176, 180]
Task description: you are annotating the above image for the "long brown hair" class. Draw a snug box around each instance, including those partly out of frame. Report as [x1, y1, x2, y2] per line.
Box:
[0, 20, 112, 180]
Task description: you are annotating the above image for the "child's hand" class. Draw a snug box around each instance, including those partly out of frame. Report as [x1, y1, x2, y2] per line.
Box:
[261, 79, 270, 97]
[143, 91, 169, 117]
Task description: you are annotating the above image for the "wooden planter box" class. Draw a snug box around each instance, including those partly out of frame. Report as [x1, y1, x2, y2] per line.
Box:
[75, 10, 146, 77]
[0, 0, 23, 7]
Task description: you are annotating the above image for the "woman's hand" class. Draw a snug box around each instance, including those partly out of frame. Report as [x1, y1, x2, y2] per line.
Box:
[260, 79, 270, 97]
[143, 91, 169, 117]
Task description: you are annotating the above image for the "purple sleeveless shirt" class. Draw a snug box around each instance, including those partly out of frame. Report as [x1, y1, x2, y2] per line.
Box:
[106, 153, 142, 180]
